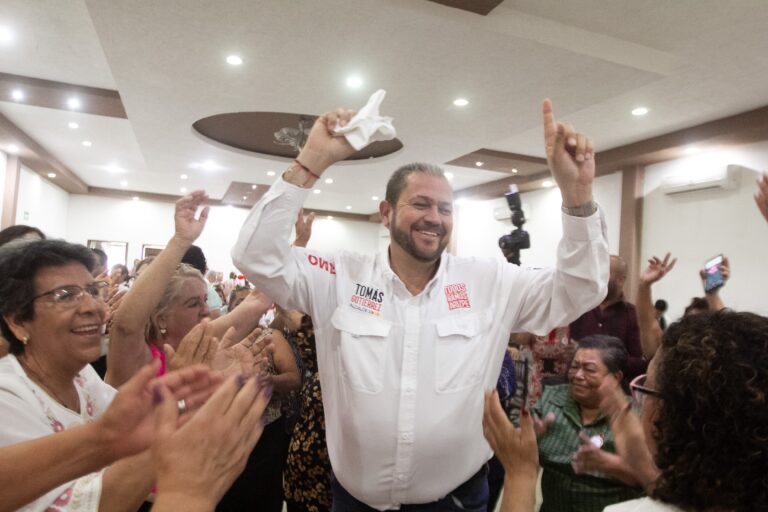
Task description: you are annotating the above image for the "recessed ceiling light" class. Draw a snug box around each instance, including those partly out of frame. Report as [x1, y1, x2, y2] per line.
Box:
[267, 171, 276, 177]
[324, 178, 334, 184]
[199, 160, 219, 171]
[371, 195, 379, 201]
[313, 189, 321, 194]
[542, 179, 554, 188]
[120, 180, 128, 187]
[82, 140, 92, 147]
[0, 27, 13, 44]
[444, 172, 454, 181]
[345, 205, 352, 210]
[511, 168, 518, 174]
[180, 174, 188, 180]
[105, 163, 124, 173]
[181, 187, 188, 193]
[684, 146, 700, 155]
[453, 98, 469, 107]
[251, 184, 257, 189]
[47, 173, 56, 178]
[11, 89, 23, 101]
[327, 215, 334, 220]
[68, 122, 79, 129]
[475, 161, 483, 167]
[67, 97, 81, 110]
[7, 144, 19, 154]
[132, 196, 140, 201]
[632, 107, 649, 116]
[346, 75, 363, 88]
[242, 195, 247, 200]
[226, 55, 243, 66]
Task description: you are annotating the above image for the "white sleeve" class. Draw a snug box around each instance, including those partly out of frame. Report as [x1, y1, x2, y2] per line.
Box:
[505, 207, 609, 335]
[0, 383, 105, 512]
[231, 177, 336, 318]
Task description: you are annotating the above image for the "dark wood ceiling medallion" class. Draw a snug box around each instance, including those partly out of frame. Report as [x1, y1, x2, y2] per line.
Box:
[193, 112, 403, 160]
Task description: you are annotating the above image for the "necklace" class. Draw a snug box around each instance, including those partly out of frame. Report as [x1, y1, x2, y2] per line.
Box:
[17, 357, 80, 413]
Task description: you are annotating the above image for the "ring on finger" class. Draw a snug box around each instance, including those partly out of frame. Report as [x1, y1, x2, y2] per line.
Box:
[177, 399, 187, 414]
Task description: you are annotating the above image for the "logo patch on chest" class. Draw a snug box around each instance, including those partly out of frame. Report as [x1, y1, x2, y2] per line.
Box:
[444, 283, 471, 310]
[350, 283, 384, 316]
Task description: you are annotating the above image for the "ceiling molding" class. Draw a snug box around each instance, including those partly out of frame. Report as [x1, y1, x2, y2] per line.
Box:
[455, 104, 768, 200]
[0, 73, 126, 118]
[426, 0, 503, 16]
[447, 148, 547, 176]
[0, 111, 88, 193]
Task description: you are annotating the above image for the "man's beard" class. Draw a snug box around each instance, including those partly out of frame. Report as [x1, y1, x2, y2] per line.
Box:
[390, 217, 449, 263]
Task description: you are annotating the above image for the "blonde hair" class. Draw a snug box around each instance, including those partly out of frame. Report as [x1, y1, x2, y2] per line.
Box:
[146, 263, 206, 342]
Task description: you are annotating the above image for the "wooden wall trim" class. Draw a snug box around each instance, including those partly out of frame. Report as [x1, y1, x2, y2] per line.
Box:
[618, 165, 645, 301]
[1, 155, 21, 229]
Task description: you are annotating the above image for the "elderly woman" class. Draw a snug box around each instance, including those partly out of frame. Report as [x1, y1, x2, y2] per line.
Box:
[106, 191, 273, 387]
[533, 335, 643, 512]
[0, 239, 157, 511]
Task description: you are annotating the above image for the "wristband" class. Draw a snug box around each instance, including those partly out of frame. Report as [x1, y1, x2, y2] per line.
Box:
[293, 159, 321, 180]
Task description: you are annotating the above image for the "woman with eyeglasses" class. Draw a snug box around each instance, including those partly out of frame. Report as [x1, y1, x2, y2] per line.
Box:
[0, 239, 160, 511]
[533, 335, 644, 512]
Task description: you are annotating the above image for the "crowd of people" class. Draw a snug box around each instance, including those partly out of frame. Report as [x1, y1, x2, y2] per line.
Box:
[0, 102, 766, 512]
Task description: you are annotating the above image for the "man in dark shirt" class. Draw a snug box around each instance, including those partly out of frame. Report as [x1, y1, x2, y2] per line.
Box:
[569, 255, 645, 383]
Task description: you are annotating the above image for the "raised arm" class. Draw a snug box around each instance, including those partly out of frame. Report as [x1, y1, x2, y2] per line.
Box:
[231, 111, 355, 313]
[755, 173, 768, 224]
[106, 192, 209, 386]
[700, 255, 729, 312]
[637, 253, 676, 359]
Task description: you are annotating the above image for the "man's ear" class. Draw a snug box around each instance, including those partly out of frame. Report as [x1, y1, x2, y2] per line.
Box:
[379, 201, 392, 229]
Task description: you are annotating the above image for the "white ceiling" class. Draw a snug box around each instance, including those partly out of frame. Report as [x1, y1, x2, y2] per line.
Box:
[0, 0, 767, 213]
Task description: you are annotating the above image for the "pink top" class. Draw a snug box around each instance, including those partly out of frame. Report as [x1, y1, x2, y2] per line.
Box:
[149, 344, 166, 376]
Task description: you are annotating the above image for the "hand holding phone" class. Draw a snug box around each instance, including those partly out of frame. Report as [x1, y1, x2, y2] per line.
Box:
[703, 255, 725, 293]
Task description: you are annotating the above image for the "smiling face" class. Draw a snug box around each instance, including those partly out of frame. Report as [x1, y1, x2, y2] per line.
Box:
[381, 172, 453, 264]
[159, 277, 210, 349]
[12, 262, 106, 372]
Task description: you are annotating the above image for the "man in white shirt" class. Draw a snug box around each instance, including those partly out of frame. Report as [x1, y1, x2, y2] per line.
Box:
[232, 100, 609, 511]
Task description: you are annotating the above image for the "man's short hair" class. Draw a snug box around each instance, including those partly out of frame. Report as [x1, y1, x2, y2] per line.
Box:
[181, 245, 207, 275]
[655, 299, 668, 312]
[385, 162, 446, 204]
[91, 248, 108, 268]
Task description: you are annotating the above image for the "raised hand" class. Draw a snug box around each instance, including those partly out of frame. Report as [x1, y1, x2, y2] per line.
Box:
[296, 109, 357, 175]
[699, 255, 730, 292]
[542, 99, 595, 208]
[294, 209, 315, 248]
[755, 174, 768, 223]
[639, 253, 677, 285]
[165, 319, 219, 372]
[174, 190, 209, 244]
[482, 389, 539, 475]
[212, 327, 274, 378]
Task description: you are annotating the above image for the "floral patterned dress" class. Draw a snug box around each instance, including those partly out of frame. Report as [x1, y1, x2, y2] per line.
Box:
[282, 321, 332, 512]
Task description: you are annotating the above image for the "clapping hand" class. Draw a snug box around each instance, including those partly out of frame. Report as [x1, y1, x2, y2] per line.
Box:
[294, 209, 315, 248]
[543, 99, 595, 208]
[755, 174, 768, 223]
[482, 390, 539, 476]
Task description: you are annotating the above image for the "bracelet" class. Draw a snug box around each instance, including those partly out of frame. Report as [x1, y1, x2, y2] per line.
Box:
[561, 200, 597, 217]
[293, 159, 321, 180]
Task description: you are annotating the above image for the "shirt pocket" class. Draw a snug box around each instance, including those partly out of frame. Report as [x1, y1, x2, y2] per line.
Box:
[434, 311, 492, 393]
[332, 307, 392, 394]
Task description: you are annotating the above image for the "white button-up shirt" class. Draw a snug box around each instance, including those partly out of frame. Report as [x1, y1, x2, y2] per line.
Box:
[232, 178, 609, 510]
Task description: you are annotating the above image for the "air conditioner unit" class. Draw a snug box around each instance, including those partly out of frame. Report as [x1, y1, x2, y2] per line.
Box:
[661, 164, 745, 195]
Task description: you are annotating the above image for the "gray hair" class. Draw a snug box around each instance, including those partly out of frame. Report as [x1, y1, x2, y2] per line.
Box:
[575, 335, 628, 374]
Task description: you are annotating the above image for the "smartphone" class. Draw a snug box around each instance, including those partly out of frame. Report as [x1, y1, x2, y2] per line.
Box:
[704, 255, 725, 293]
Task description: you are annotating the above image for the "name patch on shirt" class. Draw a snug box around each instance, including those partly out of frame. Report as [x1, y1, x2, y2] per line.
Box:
[444, 283, 471, 310]
[307, 254, 336, 275]
[350, 283, 384, 316]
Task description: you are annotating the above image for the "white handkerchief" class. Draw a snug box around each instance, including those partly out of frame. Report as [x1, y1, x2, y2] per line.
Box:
[333, 89, 396, 151]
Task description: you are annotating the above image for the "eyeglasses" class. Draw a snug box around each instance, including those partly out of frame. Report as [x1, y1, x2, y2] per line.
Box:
[630, 374, 661, 406]
[30, 281, 109, 307]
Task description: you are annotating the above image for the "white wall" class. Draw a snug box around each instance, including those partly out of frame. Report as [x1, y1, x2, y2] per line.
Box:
[15, 166, 69, 238]
[641, 141, 768, 319]
[0, 151, 7, 217]
[65, 195, 381, 274]
[454, 172, 623, 268]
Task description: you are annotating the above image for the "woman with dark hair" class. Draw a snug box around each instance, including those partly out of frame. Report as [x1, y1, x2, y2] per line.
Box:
[533, 335, 643, 511]
[0, 224, 45, 248]
[0, 239, 157, 511]
[600, 311, 768, 512]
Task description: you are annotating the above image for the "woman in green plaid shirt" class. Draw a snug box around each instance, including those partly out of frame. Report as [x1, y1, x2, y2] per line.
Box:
[533, 335, 644, 512]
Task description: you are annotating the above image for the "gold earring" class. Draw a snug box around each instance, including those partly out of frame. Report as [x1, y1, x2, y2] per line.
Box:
[21, 335, 29, 345]
[159, 328, 167, 336]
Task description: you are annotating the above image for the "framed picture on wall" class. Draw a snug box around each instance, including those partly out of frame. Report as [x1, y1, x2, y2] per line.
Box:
[87, 240, 128, 267]
[142, 244, 165, 259]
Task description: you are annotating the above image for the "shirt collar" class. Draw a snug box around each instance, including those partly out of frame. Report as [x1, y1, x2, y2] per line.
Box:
[378, 245, 448, 299]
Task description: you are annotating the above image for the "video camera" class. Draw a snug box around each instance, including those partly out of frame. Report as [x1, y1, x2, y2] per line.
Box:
[498, 185, 530, 266]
